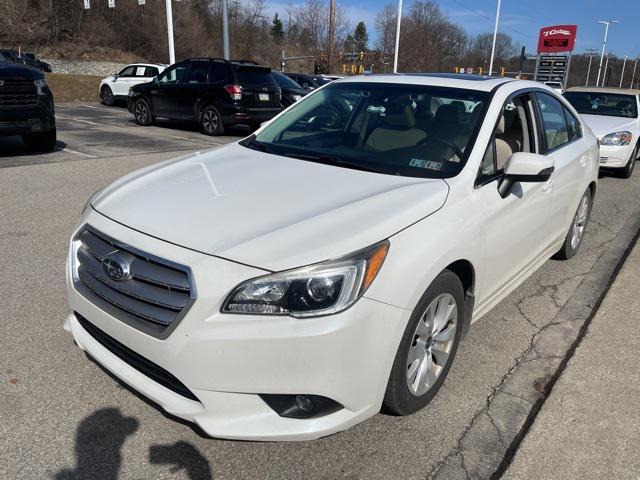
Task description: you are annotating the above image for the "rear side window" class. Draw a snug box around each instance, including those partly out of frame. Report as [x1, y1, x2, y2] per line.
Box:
[236, 68, 275, 85]
[563, 106, 581, 142]
[143, 67, 159, 77]
[210, 62, 228, 82]
[186, 62, 209, 84]
[536, 92, 569, 151]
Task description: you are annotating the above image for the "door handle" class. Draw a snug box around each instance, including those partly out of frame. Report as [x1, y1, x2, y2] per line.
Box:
[579, 154, 588, 167]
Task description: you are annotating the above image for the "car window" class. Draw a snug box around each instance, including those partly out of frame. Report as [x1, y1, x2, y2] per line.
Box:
[563, 91, 638, 119]
[536, 92, 570, 151]
[118, 66, 136, 78]
[135, 66, 147, 77]
[273, 72, 302, 89]
[249, 82, 489, 179]
[210, 62, 227, 82]
[158, 64, 188, 84]
[236, 68, 275, 85]
[141, 66, 158, 77]
[563, 106, 581, 142]
[186, 62, 209, 84]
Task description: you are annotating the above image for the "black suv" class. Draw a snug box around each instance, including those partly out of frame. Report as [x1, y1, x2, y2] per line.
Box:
[128, 58, 282, 135]
[0, 61, 56, 151]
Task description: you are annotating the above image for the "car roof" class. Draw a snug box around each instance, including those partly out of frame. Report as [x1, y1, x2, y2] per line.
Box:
[565, 86, 640, 95]
[336, 73, 513, 92]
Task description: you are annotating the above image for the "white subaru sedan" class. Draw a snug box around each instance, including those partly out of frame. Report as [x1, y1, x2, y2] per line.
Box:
[564, 87, 640, 178]
[65, 74, 599, 441]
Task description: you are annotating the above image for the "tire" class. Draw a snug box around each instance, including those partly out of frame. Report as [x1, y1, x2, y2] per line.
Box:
[133, 98, 153, 126]
[383, 270, 465, 416]
[100, 86, 115, 106]
[620, 144, 637, 179]
[199, 105, 224, 136]
[22, 129, 57, 152]
[554, 188, 592, 260]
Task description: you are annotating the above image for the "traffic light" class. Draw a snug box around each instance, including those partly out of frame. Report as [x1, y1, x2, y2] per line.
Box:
[453, 67, 459, 73]
[478, 66, 484, 75]
[342, 64, 348, 74]
[359, 64, 365, 74]
[499, 67, 505, 76]
[359, 51, 364, 61]
[350, 64, 356, 74]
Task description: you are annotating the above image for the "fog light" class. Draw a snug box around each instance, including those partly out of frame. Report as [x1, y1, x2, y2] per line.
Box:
[260, 394, 343, 419]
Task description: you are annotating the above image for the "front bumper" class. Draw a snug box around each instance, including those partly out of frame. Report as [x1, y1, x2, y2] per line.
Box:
[65, 210, 409, 440]
[598, 143, 634, 168]
[0, 99, 55, 136]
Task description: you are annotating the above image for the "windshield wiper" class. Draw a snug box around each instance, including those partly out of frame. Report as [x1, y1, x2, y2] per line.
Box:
[245, 137, 273, 153]
[283, 152, 384, 174]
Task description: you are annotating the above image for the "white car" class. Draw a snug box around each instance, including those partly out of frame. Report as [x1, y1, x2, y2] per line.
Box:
[99, 63, 167, 106]
[544, 81, 564, 94]
[65, 75, 599, 441]
[564, 87, 639, 178]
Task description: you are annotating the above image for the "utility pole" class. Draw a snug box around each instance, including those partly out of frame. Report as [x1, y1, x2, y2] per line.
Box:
[393, 0, 403, 73]
[165, 0, 175, 64]
[222, 0, 230, 59]
[585, 48, 598, 86]
[488, 0, 502, 76]
[603, 53, 611, 87]
[620, 55, 628, 88]
[596, 20, 619, 87]
[630, 58, 638, 89]
[326, 0, 336, 73]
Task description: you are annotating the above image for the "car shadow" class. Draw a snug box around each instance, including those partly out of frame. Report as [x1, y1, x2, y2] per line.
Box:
[0, 135, 67, 158]
[125, 117, 250, 137]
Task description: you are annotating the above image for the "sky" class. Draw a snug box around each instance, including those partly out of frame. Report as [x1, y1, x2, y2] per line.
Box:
[267, 0, 640, 58]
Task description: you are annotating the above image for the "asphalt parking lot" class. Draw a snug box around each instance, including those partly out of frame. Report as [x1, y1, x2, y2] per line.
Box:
[1, 105, 640, 480]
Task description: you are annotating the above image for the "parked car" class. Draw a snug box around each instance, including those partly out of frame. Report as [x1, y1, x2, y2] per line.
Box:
[100, 63, 166, 106]
[66, 75, 598, 441]
[564, 86, 640, 178]
[544, 81, 563, 94]
[271, 71, 308, 107]
[20, 52, 52, 73]
[0, 61, 56, 151]
[127, 58, 282, 134]
[284, 72, 334, 90]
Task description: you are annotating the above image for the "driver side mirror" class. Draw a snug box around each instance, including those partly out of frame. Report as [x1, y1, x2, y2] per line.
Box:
[498, 152, 555, 198]
[113, 73, 119, 79]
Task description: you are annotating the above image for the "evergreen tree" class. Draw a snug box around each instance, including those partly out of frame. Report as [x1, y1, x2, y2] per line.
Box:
[354, 22, 369, 52]
[271, 13, 284, 43]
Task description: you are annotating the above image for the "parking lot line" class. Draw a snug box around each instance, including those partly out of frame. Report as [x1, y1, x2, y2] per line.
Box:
[56, 115, 100, 126]
[62, 147, 96, 158]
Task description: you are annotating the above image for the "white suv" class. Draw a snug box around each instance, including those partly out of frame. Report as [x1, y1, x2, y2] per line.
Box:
[66, 74, 599, 441]
[99, 63, 166, 106]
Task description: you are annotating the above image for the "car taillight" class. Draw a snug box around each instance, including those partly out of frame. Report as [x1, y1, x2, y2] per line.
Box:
[225, 85, 243, 101]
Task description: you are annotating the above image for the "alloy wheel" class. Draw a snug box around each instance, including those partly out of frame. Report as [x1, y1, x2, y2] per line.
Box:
[135, 102, 149, 124]
[202, 110, 218, 134]
[570, 193, 590, 250]
[101, 88, 113, 105]
[406, 293, 458, 396]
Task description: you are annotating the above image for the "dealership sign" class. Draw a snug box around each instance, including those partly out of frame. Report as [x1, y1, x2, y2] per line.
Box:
[537, 25, 578, 53]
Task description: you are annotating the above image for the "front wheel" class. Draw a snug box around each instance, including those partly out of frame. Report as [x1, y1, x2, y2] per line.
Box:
[554, 188, 592, 260]
[621, 144, 637, 179]
[100, 86, 115, 106]
[133, 98, 154, 126]
[383, 270, 465, 416]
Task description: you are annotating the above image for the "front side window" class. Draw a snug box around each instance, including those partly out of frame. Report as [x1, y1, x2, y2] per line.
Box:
[246, 82, 489, 179]
[536, 92, 570, 151]
[564, 91, 638, 119]
[118, 66, 136, 77]
[158, 64, 188, 84]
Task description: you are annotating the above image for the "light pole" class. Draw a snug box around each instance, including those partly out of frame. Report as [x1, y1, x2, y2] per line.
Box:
[393, 0, 403, 73]
[620, 55, 628, 88]
[631, 58, 638, 89]
[165, 0, 175, 64]
[603, 53, 611, 86]
[488, 0, 502, 76]
[596, 20, 619, 87]
[222, 0, 230, 59]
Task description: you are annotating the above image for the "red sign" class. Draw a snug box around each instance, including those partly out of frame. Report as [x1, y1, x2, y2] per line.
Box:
[537, 25, 578, 53]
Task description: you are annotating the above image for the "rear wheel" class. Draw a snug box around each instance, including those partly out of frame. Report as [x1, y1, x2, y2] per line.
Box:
[199, 105, 224, 136]
[100, 86, 115, 106]
[621, 144, 637, 179]
[554, 188, 592, 260]
[383, 270, 465, 416]
[133, 98, 153, 126]
[22, 129, 57, 152]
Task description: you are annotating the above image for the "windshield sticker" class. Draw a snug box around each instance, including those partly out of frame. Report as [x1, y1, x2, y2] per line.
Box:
[410, 159, 443, 170]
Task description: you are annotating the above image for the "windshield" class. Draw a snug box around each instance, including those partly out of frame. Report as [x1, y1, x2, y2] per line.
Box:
[245, 82, 488, 178]
[564, 91, 638, 118]
[273, 72, 302, 89]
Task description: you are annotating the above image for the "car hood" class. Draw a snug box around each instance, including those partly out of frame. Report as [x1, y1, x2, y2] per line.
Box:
[580, 114, 638, 139]
[0, 62, 43, 80]
[92, 143, 449, 271]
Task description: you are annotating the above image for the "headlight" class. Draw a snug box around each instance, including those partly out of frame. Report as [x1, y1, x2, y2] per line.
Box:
[82, 188, 103, 215]
[601, 131, 632, 146]
[34, 79, 47, 87]
[222, 241, 389, 317]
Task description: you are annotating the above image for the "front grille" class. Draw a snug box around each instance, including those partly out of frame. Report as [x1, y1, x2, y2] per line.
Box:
[0, 80, 37, 105]
[74, 226, 195, 338]
[75, 312, 199, 402]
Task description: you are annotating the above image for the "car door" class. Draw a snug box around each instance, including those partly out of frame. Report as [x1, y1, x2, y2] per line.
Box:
[151, 63, 189, 119]
[179, 61, 211, 120]
[112, 65, 136, 96]
[474, 92, 556, 305]
[533, 91, 587, 243]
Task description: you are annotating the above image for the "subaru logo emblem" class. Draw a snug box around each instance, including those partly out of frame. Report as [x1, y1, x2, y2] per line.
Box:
[102, 254, 131, 282]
